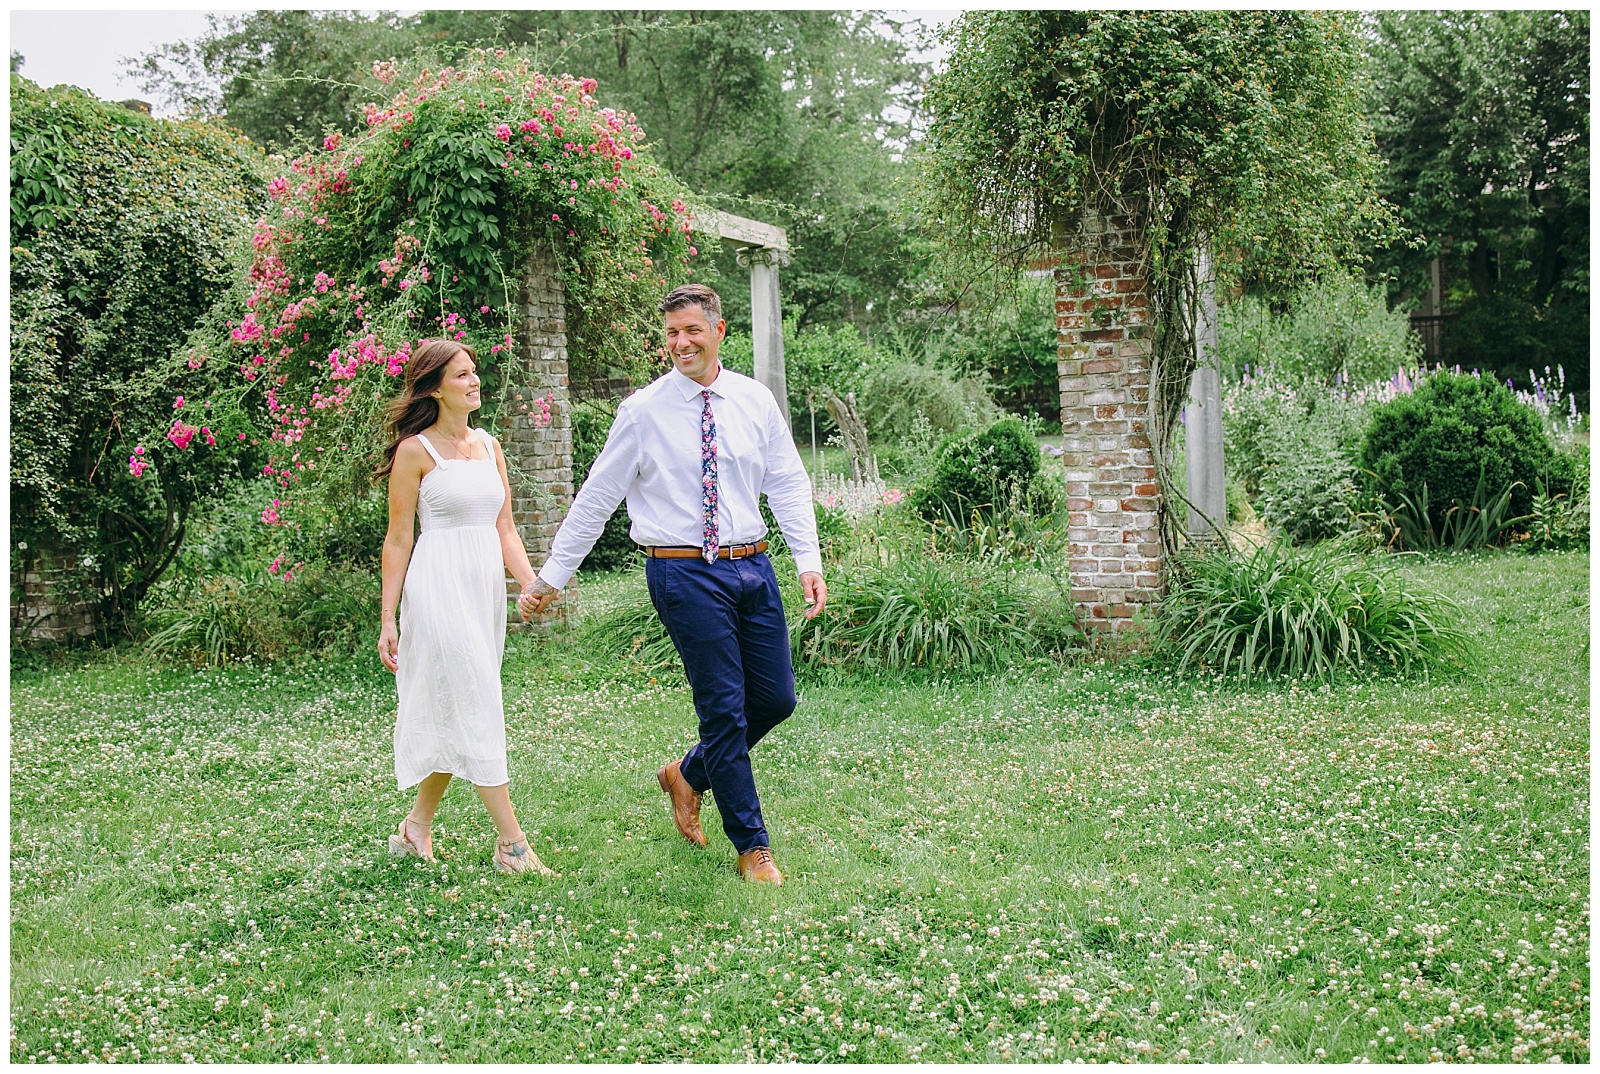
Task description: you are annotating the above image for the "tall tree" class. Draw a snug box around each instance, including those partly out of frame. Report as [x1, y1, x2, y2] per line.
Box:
[128, 10, 417, 152]
[918, 11, 1398, 550]
[1364, 10, 1589, 390]
[129, 10, 931, 333]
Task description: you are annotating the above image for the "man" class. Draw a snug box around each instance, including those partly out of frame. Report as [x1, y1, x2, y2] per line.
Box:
[519, 283, 826, 885]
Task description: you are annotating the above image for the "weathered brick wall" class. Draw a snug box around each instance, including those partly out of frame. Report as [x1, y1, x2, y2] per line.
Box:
[500, 246, 576, 631]
[11, 552, 99, 644]
[1055, 208, 1163, 630]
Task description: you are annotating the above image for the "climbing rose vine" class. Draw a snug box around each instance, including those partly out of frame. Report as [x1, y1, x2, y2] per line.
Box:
[168, 50, 697, 535]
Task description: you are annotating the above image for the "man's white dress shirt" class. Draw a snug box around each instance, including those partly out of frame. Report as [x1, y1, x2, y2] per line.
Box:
[535, 366, 822, 590]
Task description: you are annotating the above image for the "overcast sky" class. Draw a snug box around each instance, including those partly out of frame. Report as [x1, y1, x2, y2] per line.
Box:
[8, 8, 958, 119]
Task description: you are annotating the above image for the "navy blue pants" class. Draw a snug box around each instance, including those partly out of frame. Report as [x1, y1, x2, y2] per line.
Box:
[645, 552, 796, 853]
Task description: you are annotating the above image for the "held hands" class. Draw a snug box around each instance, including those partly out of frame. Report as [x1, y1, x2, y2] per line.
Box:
[378, 621, 400, 673]
[519, 576, 560, 621]
[800, 572, 828, 620]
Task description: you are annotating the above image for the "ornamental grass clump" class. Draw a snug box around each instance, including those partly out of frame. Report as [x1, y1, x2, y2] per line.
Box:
[1153, 539, 1473, 680]
[791, 556, 1078, 675]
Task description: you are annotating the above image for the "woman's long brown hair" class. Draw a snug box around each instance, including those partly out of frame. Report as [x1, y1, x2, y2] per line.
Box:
[374, 339, 476, 481]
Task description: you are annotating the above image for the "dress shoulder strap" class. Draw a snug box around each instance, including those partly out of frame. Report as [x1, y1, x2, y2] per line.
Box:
[414, 433, 447, 465]
[476, 427, 497, 454]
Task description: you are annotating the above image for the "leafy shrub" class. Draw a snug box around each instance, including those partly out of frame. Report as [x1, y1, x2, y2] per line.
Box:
[1522, 474, 1589, 553]
[719, 321, 878, 442]
[923, 473, 1069, 567]
[791, 556, 1078, 674]
[858, 360, 1001, 444]
[143, 563, 379, 666]
[936, 275, 1059, 421]
[1218, 273, 1422, 386]
[570, 399, 636, 572]
[1358, 372, 1554, 531]
[10, 77, 267, 625]
[910, 419, 1045, 522]
[1221, 367, 1372, 519]
[1153, 539, 1473, 679]
[1257, 446, 1358, 544]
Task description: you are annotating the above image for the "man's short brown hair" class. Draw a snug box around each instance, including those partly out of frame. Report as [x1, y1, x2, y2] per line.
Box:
[659, 283, 722, 325]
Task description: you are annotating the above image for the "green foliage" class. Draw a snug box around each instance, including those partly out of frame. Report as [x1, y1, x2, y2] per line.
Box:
[175, 53, 693, 544]
[130, 10, 933, 334]
[1217, 274, 1423, 386]
[143, 563, 380, 667]
[1358, 372, 1555, 532]
[1374, 471, 1528, 553]
[720, 322, 880, 443]
[791, 556, 1078, 675]
[1523, 475, 1590, 553]
[573, 591, 676, 670]
[857, 361, 1001, 447]
[9, 77, 267, 626]
[1225, 381, 1372, 544]
[1257, 447, 1358, 546]
[1365, 11, 1589, 391]
[1153, 539, 1473, 680]
[918, 11, 1399, 293]
[910, 419, 1044, 522]
[569, 399, 636, 573]
[937, 275, 1059, 420]
[126, 11, 417, 154]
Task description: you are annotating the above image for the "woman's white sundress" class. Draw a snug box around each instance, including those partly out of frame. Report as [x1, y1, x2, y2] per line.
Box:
[394, 427, 509, 789]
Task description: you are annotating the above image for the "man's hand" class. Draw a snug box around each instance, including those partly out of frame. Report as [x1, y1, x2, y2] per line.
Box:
[800, 572, 827, 619]
[519, 576, 559, 621]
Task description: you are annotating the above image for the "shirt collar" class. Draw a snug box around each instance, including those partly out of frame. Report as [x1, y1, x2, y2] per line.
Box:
[668, 365, 728, 401]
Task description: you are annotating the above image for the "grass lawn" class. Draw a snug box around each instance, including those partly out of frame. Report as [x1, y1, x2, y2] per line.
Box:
[10, 551, 1589, 1063]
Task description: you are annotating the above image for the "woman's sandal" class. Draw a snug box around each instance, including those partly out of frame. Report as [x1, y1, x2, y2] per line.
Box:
[493, 834, 555, 876]
[387, 815, 435, 862]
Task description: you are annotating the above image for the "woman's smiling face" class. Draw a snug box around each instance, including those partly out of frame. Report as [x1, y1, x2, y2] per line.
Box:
[435, 348, 481, 413]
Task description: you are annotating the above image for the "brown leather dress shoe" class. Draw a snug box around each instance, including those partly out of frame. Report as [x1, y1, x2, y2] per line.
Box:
[656, 761, 707, 846]
[737, 846, 783, 885]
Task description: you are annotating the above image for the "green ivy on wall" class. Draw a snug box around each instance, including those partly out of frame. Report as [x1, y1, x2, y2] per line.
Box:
[10, 75, 268, 628]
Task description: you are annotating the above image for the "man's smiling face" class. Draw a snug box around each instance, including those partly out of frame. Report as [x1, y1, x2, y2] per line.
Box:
[663, 303, 726, 386]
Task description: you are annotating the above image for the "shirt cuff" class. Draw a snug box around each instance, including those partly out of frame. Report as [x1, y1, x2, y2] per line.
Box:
[792, 550, 823, 578]
[535, 562, 574, 591]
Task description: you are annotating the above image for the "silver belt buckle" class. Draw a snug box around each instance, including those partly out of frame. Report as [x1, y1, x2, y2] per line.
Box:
[728, 542, 751, 561]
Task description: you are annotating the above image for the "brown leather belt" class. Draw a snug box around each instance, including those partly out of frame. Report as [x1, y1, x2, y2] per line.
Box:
[642, 541, 768, 560]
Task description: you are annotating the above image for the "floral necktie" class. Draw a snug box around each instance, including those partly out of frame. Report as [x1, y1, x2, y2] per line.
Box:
[700, 389, 719, 563]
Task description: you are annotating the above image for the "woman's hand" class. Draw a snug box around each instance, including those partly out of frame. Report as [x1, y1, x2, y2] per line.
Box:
[519, 577, 559, 621]
[378, 621, 400, 673]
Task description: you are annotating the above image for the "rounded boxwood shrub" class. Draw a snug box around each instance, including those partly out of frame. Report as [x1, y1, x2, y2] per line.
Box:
[1357, 373, 1554, 529]
[910, 418, 1044, 521]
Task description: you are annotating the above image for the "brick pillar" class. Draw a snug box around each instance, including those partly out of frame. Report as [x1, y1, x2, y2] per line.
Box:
[500, 246, 575, 632]
[1056, 207, 1163, 630]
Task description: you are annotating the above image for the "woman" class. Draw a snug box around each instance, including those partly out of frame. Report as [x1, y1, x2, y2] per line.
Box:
[376, 338, 552, 875]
